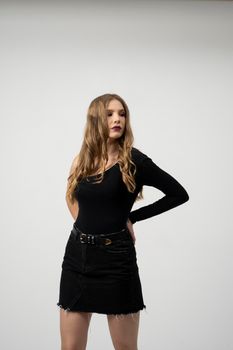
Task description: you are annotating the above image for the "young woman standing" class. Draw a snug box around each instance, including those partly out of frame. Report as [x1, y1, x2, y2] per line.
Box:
[57, 93, 189, 350]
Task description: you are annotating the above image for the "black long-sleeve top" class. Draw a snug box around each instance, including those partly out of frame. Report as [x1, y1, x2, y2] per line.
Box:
[73, 147, 189, 234]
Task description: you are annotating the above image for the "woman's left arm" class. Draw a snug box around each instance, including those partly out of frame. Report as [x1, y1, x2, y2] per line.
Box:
[128, 154, 189, 225]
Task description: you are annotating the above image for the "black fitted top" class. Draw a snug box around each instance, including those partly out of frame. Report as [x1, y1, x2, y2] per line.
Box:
[73, 147, 189, 234]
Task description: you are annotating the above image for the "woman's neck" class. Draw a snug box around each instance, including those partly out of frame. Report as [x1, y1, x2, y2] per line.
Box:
[106, 141, 119, 159]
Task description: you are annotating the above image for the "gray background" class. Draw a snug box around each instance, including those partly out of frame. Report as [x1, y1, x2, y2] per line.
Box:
[1, 1, 232, 349]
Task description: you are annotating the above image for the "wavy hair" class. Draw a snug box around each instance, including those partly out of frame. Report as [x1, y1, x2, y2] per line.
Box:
[66, 93, 144, 204]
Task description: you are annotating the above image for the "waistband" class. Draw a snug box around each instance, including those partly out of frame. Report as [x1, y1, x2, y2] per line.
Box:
[71, 224, 129, 245]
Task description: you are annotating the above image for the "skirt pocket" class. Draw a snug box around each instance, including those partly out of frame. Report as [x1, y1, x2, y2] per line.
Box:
[103, 238, 134, 254]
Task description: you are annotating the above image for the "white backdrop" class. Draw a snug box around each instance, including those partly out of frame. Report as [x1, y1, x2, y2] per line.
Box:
[1, 1, 232, 349]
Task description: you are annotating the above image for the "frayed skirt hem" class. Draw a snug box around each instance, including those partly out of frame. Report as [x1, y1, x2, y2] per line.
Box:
[56, 302, 147, 317]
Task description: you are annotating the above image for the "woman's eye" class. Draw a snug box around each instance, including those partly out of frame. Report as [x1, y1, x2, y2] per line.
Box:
[107, 112, 126, 117]
[107, 113, 126, 117]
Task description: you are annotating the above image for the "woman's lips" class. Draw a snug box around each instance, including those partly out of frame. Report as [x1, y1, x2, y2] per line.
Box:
[111, 127, 121, 131]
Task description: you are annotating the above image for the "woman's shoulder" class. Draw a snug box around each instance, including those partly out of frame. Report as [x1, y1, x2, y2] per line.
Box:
[131, 146, 150, 164]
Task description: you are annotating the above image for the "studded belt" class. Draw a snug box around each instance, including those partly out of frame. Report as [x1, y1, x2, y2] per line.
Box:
[71, 224, 128, 245]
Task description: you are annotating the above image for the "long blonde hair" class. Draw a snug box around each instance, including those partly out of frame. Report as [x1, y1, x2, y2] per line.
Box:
[67, 93, 144, 204]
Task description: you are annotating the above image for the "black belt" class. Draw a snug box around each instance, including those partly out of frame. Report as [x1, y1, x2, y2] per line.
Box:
[71, 224, 128, 245]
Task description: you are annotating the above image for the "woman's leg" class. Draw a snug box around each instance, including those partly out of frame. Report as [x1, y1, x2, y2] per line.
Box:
[107, 311, 140, 350]
[60, 309, 92, 350]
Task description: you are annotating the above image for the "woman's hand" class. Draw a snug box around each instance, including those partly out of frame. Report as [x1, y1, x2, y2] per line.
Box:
[126, 218, 136, 244]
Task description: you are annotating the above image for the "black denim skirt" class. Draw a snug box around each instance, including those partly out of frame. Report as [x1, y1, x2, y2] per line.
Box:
[56, 224, 146, 316]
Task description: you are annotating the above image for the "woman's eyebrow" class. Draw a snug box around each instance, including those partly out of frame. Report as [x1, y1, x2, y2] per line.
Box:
[107, 109, 125, 112]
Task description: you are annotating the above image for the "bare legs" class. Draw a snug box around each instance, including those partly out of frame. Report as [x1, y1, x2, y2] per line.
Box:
[107, 311, 140, 350]
[60, 309, 92, 350]
[59, 309, 140, 350]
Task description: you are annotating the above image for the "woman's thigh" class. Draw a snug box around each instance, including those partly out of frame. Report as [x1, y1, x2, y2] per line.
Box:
[107, 311, 140, 350]
[60, 309, 92, 350]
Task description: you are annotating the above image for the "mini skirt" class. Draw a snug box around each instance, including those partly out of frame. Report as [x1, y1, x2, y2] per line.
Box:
[56, 223, 146, 316]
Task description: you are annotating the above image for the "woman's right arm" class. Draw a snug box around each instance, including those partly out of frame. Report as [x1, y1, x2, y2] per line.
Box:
[65, 155, 79, 221]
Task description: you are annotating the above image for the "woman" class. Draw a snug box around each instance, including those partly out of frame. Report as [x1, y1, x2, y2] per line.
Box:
[57, 93, 189, 350]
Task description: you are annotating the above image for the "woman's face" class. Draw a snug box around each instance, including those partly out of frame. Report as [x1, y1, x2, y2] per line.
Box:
[106, 99, 126, 141]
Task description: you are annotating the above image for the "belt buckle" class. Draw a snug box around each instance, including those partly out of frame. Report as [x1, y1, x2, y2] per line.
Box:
[80, 233, 96, 244]
[80, 233, 86, 244]
[105, 238, 112, 245]
[87, 234, 95, 244]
